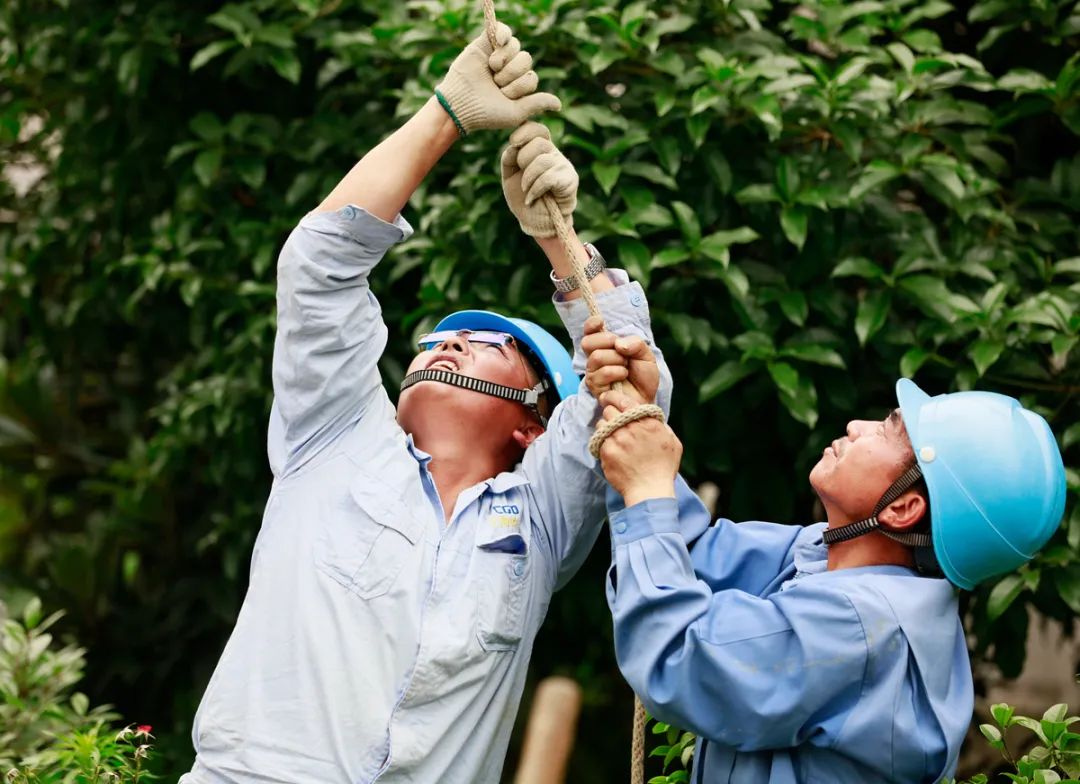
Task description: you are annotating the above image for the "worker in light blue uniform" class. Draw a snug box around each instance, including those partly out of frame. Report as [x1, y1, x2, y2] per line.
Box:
[582, 329, 1066, 783]
[183, 24, 672, 784]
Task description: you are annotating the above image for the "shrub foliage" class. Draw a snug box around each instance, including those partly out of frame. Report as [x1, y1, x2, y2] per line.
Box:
[2, 0, 1077, 777]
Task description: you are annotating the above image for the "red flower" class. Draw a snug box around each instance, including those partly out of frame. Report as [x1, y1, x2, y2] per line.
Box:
[135, 725, 153, 736]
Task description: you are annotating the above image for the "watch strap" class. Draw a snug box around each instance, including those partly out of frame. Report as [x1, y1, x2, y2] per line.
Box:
[550, 243, 607, 293]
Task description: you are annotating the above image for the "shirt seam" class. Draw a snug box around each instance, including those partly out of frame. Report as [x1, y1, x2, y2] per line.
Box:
[696, 621, 792, 647]
[829, 592, 871, 755]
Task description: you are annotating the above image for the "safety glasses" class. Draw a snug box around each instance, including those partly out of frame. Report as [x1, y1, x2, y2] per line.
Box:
[417, 330, 516, 350]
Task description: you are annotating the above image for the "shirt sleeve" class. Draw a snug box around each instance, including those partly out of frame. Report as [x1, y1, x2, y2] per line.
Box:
[605, 478, 804, 594]
[606, 498, 869, 751]
[268, 205, 413, 477]
[523, 270, 673, 591]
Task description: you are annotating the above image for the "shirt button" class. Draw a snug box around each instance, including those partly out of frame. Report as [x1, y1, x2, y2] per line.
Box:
[614, 521, 627, 534]
[629, 291, 644, 307]
[513, 560, 525, 577]
[343, 205, 357, 219]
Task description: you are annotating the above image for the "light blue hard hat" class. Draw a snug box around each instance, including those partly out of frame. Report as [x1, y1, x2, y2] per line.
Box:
[433, 310, 579, 402]
[896, 378, 1066, 590]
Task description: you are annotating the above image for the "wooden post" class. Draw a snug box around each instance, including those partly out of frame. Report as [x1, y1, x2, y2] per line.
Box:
[513, 676, 583, 784]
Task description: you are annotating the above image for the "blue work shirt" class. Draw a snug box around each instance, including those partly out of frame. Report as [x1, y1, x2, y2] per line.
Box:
[182, 205, 670, 784]
[606, 483, 973, 783]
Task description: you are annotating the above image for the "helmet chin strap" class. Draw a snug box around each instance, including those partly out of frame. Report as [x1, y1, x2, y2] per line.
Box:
[821, 465, 934, 550]
[399, 369, 550, 426]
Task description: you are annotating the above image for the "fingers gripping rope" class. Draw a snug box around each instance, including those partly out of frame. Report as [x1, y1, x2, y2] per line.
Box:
[480, 5, 655, 782]
[588, 402, 666, 460]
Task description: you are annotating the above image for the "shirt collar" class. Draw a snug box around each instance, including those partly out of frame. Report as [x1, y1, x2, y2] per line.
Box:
[792, 523, 829, 578]
[404, 434, 530, 494]
[786, 522, 922, 587]
[405, 433, 433, 466]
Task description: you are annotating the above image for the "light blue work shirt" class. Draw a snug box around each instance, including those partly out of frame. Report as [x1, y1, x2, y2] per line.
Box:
[606, 484, 973, 783]
[182, 205, 670, 784]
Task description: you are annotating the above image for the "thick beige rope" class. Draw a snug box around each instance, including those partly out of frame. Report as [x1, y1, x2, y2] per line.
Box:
[480, 4, 654, 782]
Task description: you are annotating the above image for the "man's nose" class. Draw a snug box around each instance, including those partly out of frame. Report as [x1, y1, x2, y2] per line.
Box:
[846, 420, 871, 439]
[441, 334, 470, 354]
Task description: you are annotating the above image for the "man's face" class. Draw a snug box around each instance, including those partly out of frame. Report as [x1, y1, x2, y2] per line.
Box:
[809, 408, 917, 521]
[397, 331, 543, 440]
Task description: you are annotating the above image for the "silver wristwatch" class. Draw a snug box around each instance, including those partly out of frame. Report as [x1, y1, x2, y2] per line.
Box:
[549, 243, 607, 294]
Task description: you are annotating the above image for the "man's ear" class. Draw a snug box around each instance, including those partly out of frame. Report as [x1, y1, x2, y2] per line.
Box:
[878, 490, 927, 530]
[512, 423, 545, 450]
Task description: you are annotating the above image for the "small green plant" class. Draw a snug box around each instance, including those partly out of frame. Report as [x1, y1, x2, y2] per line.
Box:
[0, 597, 114, 767]
[948, 702, 1080, 784]
[649, 701, 1080, 784]
[9, 724, 156, 784]
[647, 716, 695, 784]
[0, 598, 155, 782]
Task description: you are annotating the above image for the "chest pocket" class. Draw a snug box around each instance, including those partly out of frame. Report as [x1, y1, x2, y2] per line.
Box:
[474, 500, 532, 652]
[314, 470, 423, 600]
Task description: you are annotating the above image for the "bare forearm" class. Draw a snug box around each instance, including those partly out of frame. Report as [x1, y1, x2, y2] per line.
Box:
[535, 231, 615, 301]
[316, 97, 459, 221]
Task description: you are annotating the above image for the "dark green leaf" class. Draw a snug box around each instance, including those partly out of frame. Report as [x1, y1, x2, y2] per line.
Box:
[700, 360, 756, 402]
[191, 40, 236, 72]
[832, 257, 884, 279]
[850, 160, 901, 200]
[1054, 566, 1080, 614]
[969, 338, 1005, 376]
[268, 49, 301, 84]
[781, 344, 846, 368]
[855, 289, 891, 345]
[672, 201, 701, 246]
[617, 239, 651, 285]
[777, 291, 808, 326]
[194, 148, 223, 186]
[189, 112, 224, 142]
[593, 161, 621, 195]
[986, 573, 1025, 621]
[780, 206, 808, 249]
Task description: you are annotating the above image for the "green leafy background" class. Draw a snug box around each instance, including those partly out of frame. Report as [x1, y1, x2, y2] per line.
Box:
[2, 0, 1078, 778]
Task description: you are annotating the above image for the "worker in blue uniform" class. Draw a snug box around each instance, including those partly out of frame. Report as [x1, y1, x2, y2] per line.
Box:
[581, 319, 1066, 783]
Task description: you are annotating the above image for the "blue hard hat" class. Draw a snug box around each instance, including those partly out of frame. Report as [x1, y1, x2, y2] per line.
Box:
[896, 378, 1066, 590]
[433, 310, 579, 402]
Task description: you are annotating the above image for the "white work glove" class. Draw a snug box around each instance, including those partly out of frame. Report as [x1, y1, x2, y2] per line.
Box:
[500, 121, 578, 238]
[435, 23, 561, 135]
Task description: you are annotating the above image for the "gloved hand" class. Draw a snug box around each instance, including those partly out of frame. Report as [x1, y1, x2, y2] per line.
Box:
[501, 121, 578, 238]
[435, 23, 561, 135]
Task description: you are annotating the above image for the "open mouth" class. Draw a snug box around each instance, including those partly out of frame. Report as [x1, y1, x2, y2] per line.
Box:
[426, 355, 460, 372]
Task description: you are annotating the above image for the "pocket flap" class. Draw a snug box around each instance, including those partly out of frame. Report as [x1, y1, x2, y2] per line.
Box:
[477, 534, 527, 554]
[476, 507, 529, 555]
[348, 471, 423, 544]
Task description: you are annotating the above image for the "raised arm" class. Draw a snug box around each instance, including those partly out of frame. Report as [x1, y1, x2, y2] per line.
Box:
[269, 25, 560, 477]
[315, 98, 459, 221]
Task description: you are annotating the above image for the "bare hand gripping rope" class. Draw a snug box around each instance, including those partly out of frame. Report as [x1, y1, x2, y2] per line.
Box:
[480, 2, 655, 781]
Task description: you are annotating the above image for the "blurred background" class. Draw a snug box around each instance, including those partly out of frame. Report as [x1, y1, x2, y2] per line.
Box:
[1, 0, 1078, 780]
